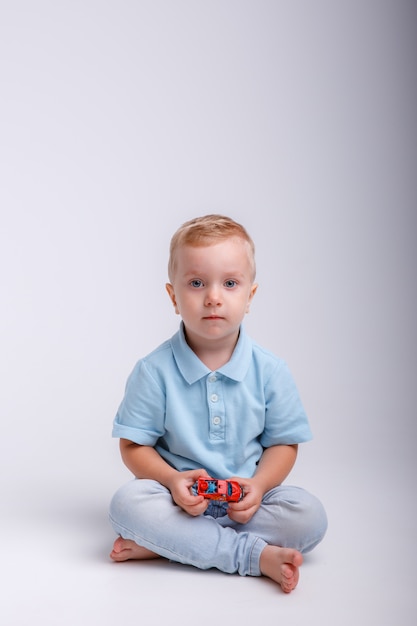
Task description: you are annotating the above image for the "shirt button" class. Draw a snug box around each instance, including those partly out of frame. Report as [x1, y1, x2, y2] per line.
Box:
[210, 394, 218, 402]
[213, 416, 221, 425]
[208, 375, 217, 383]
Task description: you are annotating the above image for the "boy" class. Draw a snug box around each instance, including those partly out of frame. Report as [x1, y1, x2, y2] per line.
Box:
[109, 214, 327, 593]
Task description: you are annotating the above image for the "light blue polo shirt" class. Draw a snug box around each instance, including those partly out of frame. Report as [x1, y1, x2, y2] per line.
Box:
[112, 324, 312, 479]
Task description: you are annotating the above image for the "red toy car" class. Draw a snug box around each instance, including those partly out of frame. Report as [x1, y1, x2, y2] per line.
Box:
[196, 477, 243, 502]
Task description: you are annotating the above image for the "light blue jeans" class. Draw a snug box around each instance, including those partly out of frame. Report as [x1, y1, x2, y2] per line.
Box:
[109, 479, 327, 577]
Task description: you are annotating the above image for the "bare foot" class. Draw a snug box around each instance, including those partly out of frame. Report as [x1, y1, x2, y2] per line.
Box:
[259, 545, 303, 593]
[110, 537, 161, 562]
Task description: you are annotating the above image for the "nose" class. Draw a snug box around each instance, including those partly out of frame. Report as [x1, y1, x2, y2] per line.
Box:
[204, 285, 222, 307]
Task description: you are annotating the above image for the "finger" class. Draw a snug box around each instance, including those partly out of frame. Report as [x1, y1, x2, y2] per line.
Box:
[228, 506, 255, 524]
[188, 468, 210, 482]
[187, 499, 208, 516]
[228, 499, 250, 511]
[183, 493, 205, 506]
[227, 509, 247, 523]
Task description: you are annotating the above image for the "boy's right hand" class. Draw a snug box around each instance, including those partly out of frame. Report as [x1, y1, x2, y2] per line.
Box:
[167, 469, 211, 516]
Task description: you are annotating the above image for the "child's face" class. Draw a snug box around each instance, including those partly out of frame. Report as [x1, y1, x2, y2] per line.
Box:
[166, 237, 257, 351]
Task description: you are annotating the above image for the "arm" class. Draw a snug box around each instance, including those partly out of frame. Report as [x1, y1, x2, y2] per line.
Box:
[227, 444, 298, 524]
[252, 443, 298, 493]
[119, 439, 210, 516]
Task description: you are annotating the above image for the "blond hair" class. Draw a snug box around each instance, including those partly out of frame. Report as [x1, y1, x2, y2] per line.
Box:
[168, 214, 256, 282]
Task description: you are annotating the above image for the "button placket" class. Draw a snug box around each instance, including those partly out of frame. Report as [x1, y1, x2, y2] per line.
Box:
[206, 373, 225, 440]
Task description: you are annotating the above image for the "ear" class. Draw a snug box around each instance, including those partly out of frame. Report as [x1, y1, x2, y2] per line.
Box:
[166, 283, 180, 314]
[246, 283, 258, 313]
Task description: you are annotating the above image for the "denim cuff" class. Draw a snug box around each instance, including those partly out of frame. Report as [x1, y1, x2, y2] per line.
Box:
[248, 537, 267, 577]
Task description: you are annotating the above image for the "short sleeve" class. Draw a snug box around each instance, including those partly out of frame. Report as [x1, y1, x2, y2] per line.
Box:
[112, 360, 166, 445]
[260, 360, 312, 447]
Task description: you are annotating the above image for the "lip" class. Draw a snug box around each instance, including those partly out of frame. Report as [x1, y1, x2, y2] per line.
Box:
[203, 315, 224, 320]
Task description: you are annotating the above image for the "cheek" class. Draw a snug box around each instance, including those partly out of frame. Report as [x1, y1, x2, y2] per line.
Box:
[175, 294, 194, 315]
[243, 296, 253, 313]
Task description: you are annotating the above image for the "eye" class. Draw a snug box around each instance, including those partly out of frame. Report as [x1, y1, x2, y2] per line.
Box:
[224, 279, 237, 289]
[190, 279, 204, 288]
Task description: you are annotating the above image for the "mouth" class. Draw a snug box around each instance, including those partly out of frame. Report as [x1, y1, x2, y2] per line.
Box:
[203, 315, 224, 320]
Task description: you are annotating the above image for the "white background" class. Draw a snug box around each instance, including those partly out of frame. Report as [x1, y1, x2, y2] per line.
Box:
[1, 1, 416, 624]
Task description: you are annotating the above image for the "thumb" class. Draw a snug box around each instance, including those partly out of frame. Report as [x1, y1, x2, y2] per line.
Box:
[189, 468, 211, 481]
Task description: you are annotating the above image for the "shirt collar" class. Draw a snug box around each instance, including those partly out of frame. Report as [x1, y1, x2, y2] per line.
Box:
[171, 322, 253, 384]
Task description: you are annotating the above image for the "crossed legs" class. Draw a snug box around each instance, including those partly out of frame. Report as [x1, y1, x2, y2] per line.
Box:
[109, 480, 327, 594]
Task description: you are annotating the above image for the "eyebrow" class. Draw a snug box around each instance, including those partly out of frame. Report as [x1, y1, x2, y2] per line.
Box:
[183, 270, 247, 279]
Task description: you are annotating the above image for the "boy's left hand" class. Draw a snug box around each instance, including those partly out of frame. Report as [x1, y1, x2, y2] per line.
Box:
[226, 477, 263, 524]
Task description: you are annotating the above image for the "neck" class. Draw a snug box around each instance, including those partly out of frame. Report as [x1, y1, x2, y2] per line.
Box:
[184, 329, 239, 371]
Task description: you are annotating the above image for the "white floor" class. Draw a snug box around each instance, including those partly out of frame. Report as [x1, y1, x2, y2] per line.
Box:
[2, 446, 415, 626]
